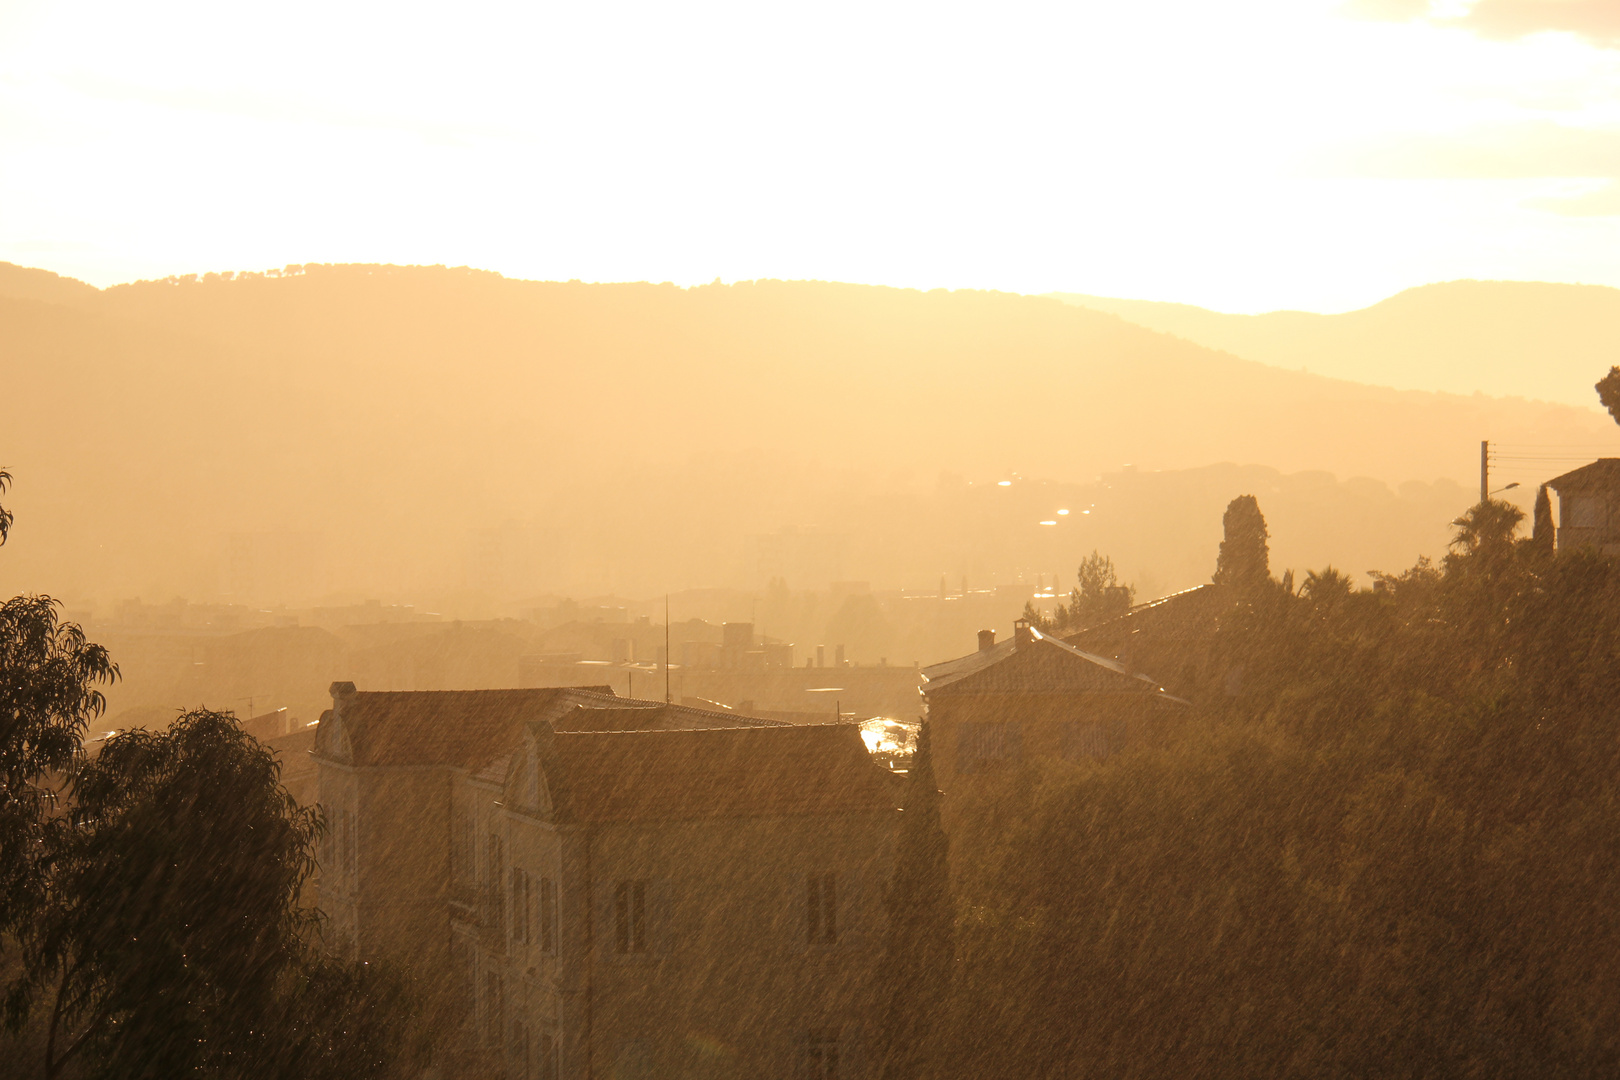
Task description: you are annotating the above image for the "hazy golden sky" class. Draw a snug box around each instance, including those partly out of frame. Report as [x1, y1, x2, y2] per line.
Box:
[1, 0, 1616, 311]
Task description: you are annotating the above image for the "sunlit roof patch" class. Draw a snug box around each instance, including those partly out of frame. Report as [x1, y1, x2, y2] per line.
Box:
[1040, 520, 1057, 526]
[1057, 509, 1069, 515]
[997, 480, 1012, 487]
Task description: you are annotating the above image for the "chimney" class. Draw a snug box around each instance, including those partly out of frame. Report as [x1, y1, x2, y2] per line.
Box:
[329, 680, 356, 718]
[978, 629, 996, 652]
[1013, 618, 1033, 646]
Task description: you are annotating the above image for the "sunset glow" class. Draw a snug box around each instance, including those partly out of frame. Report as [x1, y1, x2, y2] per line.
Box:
[2, 0, 1617, 311]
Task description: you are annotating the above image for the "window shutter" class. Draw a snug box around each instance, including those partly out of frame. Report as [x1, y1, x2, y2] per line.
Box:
[651, 878, 675, 955]
[540, 876, 557, 954]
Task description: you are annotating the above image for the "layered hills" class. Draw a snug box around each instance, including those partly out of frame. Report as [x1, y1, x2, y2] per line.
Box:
[1052, 280, 1620, 408]
[1, 263, 1613, 609]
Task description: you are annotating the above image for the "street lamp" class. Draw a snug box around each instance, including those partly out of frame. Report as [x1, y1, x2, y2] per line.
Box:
[1490, 482, 1520, 497]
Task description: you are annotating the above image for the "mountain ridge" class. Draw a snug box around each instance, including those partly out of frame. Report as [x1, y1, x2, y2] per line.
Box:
[2, 264, 1612, 604]
[1051, 279, 1620, 408]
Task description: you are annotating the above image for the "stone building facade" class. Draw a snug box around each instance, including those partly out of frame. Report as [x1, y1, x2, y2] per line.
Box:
[312, 683, 901, 1080]
[921, 618, 1190, 797]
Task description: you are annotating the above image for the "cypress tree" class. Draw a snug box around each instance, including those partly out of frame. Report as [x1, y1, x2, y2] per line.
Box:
[1533, 483, 1555, 550]
[1213, 494, 1271, 592]
[879, 722, 954, 1080]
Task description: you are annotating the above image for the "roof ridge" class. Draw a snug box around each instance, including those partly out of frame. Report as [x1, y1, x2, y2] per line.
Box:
[552, 722, 852, 738]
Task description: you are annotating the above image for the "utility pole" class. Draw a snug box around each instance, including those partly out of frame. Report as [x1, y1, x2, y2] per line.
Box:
[664, 594, 671, 703]
[1481, 440, 1489, 505]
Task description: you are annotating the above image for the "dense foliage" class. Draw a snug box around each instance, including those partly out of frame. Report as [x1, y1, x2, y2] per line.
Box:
[5, 709, 426, 1080]
[0, 596, 116, 936]
[1596, 365, 1620, 426]
[946, 499, 1620, 1079]
[1026, 551, 1138, 633]
[1, 483, 422, 1079]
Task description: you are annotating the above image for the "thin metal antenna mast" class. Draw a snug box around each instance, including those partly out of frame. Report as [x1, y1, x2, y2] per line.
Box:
[664, 594, 671, 703]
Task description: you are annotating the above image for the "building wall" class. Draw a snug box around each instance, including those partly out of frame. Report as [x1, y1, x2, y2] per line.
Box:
[927, 690, 1175, 798]
[324, 749, 899, 1080]
[464, 809, 897, 1080]
[316, 760, 360, 953]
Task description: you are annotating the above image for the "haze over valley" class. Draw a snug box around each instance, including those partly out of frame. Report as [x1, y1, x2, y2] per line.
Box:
[3, 262, 1609, 622]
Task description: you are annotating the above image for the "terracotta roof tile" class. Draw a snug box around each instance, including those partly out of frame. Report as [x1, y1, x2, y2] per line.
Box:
[328, 687, 621, 769]
[1548, 458, 1620, 493]
[543, 724, 901, 824]
[922, 627, 1188, 703]
[317, 685, 802, 770]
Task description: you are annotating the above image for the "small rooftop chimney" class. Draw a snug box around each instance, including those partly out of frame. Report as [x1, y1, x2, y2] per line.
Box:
[1014, 617, 1033, 646]
[978, 629, 996, 652]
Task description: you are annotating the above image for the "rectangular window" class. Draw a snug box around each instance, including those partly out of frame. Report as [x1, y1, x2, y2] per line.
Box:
[486, 834, 505, 929]
[958, 721, 1022, 774]
[1061, 721, 1110, 761]
[484, 972, 503, 1048]
[806, 1029, 840, 1079]
[540, 876, 557, 954]
[514, 1020, 530, 1079]
[512, 868, 531, 945]
[540, 1031, 559, 1080]
[451, 809, 472, 885]
[615, 879, 647, 954]
[1571, 495, 1605, 529]
[343, 809, 358, 879]
[807, 872, 837, 945]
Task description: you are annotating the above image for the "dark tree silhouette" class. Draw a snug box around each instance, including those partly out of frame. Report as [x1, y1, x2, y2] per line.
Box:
[879, 722, 954, 1080]
[1025, 551, 1137, 633]
[1447, 498, 1524, 565]
[0, 595, 117, 935]
[1597, 365, 1620, 425]
[1532, 483, 1555, 549]
[0, 468, 12, 546]
[1213, 494, 1270, 591]
[15, 710, 319, 1079]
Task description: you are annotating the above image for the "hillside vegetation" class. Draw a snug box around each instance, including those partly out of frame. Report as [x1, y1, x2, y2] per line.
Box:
[1, 263, 1610, 606]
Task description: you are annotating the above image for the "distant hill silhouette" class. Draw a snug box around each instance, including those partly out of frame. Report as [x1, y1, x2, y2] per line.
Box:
[1051, 280, 1620, 407]
[0, 262, 100, 308]
[1, 264, 1613, 607]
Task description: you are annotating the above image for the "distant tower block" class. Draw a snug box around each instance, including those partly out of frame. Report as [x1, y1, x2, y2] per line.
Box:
[836, 644, 845, 668]
[816, 645, 826, 668]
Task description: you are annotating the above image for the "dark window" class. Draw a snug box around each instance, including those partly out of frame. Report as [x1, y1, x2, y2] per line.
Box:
[540, 1032, 559, 1080]
[484, 971, 503, 1048]
[451, 809, 474, 886]
[485, 834, 504, 928]
[512, 868, 531, 945]
[957, 721, 1022, 773]
[807, 872, 837, 945]
[615, 879, 647, 954]
[1061, 720, 1110, 761]
[1571, 495, 1604, 529]
[806, 1028, 840, 1079]
[540, 876, 557, 954]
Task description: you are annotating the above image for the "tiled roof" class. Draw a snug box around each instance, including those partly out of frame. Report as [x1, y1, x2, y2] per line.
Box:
[554, 704, 794, 733]
[1062, 584, 1222, 651]
[542, 724, 901, 824]
[1547, 459, 1620, 493]
[922, 626, 1189, 703]
[314, 685, 799, 770]
[319, 686, 623, 769]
